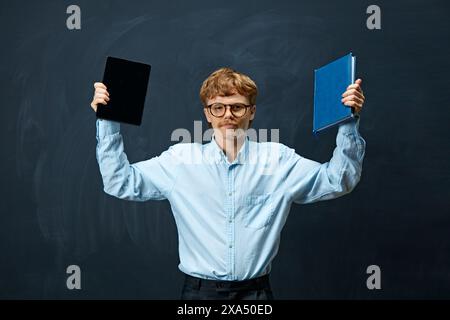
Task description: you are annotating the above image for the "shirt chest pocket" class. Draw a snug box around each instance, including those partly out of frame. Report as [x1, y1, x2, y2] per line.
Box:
[243, 193, 275, 229]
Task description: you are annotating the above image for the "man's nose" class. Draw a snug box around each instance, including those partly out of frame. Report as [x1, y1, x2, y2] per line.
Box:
[223, 105, 234, 118]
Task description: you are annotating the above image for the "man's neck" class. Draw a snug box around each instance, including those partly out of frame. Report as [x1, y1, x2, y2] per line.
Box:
[215, 135, 246, 163]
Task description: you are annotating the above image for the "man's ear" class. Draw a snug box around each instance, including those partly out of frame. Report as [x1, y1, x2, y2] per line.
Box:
[203, 107, 212, 124]
[249, 105, 256, 120]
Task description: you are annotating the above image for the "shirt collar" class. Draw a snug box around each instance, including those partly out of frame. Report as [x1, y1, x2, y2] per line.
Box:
[208, 133, 250, 165]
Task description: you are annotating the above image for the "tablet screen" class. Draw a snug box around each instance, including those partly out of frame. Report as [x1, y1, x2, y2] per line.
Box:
[96, 56, 151, 126]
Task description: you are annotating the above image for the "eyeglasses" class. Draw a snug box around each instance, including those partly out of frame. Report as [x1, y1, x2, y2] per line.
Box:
[204, 103, 252, 118]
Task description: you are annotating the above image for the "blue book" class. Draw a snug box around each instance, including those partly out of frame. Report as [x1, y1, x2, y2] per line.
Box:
[313, 53, 358, 134]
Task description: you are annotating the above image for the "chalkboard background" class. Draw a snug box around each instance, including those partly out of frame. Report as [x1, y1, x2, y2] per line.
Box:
[1, 0, 449, 299]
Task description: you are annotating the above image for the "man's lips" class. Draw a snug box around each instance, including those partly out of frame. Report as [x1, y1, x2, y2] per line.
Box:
[221, 124, 238, 129]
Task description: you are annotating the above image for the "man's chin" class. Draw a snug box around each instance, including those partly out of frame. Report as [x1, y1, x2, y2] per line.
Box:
[213, 127, 246, 140]
[223, 128, 246, 140]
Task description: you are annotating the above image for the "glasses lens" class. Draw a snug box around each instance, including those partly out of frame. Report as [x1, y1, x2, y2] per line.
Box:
[231, 104, 247, 117]
[211, 103, 225, 117]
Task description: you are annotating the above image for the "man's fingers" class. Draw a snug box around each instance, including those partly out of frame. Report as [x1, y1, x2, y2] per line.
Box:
[95, 93, 110, 101]
[342, 89, 364, 99]
[96, 88, 109, 96]
[94, 82, 107, 89]
[91, 98, 108, 106]
[343, 79, 364, 113]
[90, 83, 109, 113]
[343, 100, 362, 108]
[342, 94, 364, 105]
[94, 82, 107, 90]
[96, 98, 108, 105]
[346, 83, 362, 92]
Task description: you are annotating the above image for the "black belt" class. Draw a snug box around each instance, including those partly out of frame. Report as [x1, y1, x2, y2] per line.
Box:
[183, 273, 271, 291]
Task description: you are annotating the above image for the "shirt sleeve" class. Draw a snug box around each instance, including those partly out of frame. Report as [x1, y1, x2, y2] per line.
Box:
[95, 119, 180, 201]
[283, 117, 366, 204]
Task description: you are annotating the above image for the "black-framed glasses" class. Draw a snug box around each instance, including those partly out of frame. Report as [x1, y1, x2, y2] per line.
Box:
[204, 103, 252, 118]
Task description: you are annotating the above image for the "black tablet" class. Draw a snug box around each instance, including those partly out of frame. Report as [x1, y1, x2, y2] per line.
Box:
[96, 56, 151, 126]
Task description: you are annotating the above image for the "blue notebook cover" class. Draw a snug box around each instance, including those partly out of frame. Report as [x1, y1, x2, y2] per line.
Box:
[313, 53, 358, 134]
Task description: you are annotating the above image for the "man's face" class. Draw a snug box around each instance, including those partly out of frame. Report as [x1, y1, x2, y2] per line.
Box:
[204, 93, 256, 141]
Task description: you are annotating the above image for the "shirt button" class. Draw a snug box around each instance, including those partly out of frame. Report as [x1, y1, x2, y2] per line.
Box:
[229, 245, 233, 248]
[228, 192, 232, 196]
[229, 219, 232, 223]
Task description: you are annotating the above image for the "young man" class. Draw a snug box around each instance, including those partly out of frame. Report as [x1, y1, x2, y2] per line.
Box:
[91, 67, 366, 300]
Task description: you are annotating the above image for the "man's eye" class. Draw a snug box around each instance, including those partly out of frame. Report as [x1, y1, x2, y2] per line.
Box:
[232, 105, 244, 110]
[213, 106, 224, 111]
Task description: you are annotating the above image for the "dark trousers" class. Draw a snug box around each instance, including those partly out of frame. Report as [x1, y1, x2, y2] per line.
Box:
[180, 273, 274, 300]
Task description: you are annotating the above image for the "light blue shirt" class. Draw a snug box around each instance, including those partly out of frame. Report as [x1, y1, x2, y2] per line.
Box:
[95, 118, 366, 281]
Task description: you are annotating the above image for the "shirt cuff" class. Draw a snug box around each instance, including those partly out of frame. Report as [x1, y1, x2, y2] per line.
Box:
[338, 115, 360, 135]
[96, 118, 120, 139]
